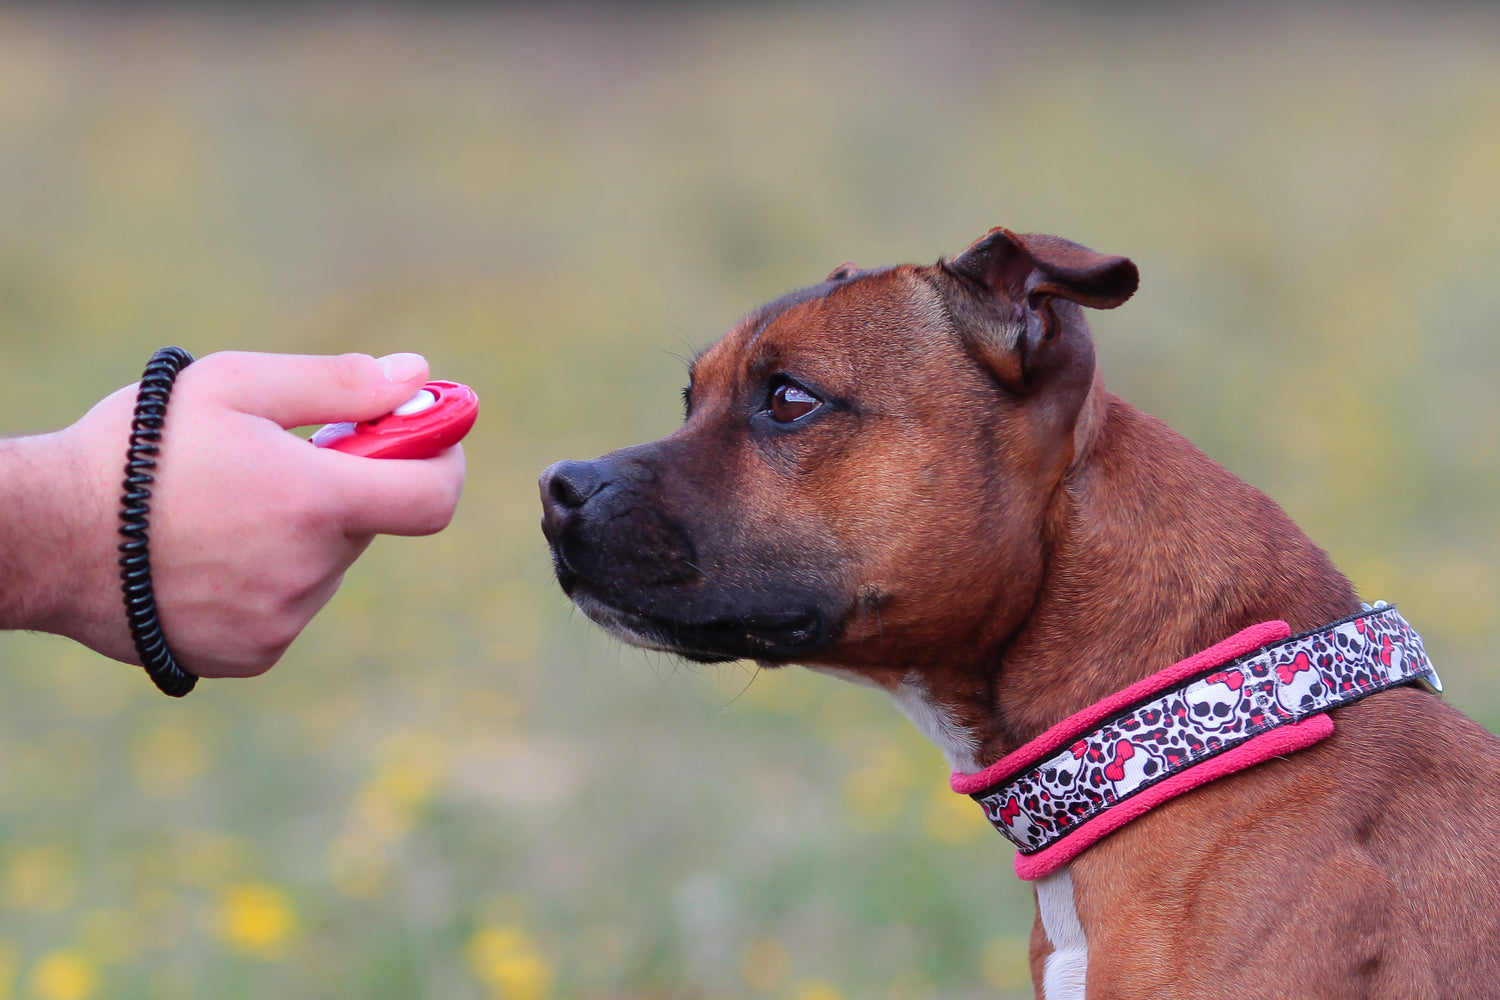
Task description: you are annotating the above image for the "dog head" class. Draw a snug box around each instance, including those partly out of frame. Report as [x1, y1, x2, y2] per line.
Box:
[540, 228, 1137, 678]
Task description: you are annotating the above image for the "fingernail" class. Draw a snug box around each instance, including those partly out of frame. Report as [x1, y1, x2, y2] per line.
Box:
[377, 353, 426, 383]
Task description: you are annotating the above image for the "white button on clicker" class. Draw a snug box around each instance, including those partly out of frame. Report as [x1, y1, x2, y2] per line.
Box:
[392, 389, 438, 416]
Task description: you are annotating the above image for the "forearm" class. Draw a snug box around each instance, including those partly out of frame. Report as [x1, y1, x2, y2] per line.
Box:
[0, 429, 116, 640]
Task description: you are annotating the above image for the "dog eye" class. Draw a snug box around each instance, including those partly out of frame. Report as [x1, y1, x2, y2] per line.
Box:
[769, 382, 821, 423]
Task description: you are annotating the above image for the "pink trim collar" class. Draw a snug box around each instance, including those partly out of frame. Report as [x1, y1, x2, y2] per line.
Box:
[951, 620, 1291, 797]
[951, 606, 1438, 880]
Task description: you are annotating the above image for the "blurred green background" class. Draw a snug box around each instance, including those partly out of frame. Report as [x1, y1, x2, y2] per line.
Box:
[1, 3, 1497, 998]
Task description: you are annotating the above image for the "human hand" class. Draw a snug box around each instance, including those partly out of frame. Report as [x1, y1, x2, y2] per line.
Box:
[4, 351, 466, 679]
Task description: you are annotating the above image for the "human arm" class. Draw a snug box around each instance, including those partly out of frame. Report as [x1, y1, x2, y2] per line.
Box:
[0, 351, 466, 678]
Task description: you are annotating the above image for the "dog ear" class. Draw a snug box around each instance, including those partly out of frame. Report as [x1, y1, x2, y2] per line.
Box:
[947, 227, 1137, 312]
[826, 261, 859, 282]
[943, 227, 1138, 389]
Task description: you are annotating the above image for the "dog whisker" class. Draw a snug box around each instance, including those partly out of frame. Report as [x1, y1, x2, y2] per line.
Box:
[719, 663, 763, 712]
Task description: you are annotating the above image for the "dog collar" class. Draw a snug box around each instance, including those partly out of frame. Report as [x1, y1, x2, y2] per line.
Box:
[951, 604, 1440, 881]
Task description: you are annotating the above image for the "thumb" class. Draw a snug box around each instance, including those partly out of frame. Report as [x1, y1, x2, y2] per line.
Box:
[188, 351, 431, 429]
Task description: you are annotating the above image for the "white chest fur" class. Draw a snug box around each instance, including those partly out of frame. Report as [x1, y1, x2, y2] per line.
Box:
[1036, 867, 1088, 1000]
[887, 672, 983, 772]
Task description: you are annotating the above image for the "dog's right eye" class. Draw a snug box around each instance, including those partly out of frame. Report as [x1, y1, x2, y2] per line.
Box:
[769, 382, 821, 423]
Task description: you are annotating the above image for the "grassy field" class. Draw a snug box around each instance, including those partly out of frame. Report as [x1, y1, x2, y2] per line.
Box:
[1, 4, 1498, 998]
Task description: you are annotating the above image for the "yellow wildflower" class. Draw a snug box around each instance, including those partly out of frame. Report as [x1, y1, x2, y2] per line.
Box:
[30, 950, 97, 1000]
[214, 883, 298, 960]
[466, 925, 553, 1000]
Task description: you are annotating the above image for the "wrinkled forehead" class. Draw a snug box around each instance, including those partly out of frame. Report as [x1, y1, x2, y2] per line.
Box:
[691, 266, 953, 387]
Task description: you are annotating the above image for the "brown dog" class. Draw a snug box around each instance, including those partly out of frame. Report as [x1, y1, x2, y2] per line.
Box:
[540, 227, 1500, 999]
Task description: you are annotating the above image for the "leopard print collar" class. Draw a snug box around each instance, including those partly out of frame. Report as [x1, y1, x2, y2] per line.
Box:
[951, 604, 1440, 881]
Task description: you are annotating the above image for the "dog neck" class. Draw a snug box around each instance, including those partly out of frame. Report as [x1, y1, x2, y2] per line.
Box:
[957, 393, 1360, 770]
[954, 604, 1437, 879]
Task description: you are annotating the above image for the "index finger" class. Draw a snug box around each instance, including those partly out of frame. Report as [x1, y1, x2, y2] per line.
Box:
[185, 351, 431, 429]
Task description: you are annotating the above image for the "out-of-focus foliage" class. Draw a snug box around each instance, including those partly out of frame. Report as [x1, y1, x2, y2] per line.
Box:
[1, 4, 1497, 998]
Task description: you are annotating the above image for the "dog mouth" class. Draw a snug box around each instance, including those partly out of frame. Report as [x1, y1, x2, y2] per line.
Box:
[566, 586, 829, 665]
[541, 465, 840, 665]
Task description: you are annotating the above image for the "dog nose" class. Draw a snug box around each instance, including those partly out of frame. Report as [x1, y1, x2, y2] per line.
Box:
[540, 459, 607, 513]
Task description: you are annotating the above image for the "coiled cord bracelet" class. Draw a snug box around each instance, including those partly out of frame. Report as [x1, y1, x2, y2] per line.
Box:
[118, 346, 198, 697]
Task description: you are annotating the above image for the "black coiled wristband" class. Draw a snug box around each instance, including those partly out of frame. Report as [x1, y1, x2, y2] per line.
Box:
[118, 346, 198, 697]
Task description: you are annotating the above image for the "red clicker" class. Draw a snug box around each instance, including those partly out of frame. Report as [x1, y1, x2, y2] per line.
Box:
[311, 380, 479, 459]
